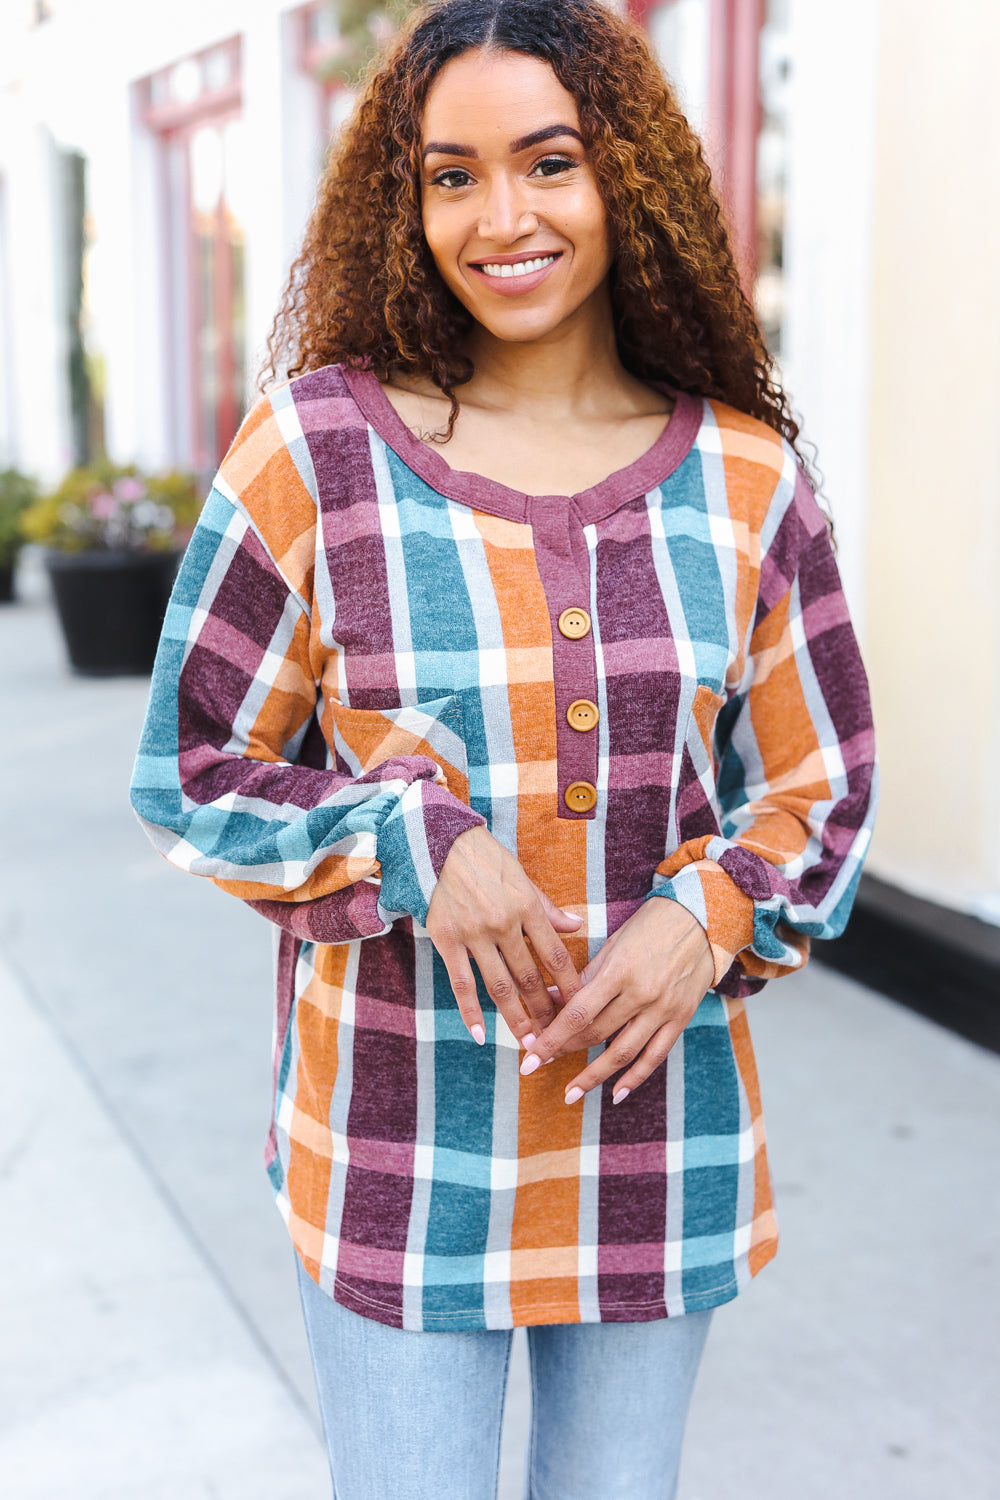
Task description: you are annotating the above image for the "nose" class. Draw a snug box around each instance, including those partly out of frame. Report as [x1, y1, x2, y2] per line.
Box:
[477, 173, 538, 243]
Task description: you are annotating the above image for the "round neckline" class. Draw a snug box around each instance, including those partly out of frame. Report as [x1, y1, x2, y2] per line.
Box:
[341, 365, 703, 525]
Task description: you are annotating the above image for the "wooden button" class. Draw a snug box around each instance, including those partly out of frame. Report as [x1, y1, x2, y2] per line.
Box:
[566, 699, 599, 732]
[564, 780, 597, 813]
[557, 607, 591, 640]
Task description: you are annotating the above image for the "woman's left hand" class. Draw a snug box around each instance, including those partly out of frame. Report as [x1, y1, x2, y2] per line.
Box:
[520, 898, 715, 1104]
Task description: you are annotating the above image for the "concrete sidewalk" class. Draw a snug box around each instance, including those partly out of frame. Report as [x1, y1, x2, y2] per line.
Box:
[2, 587, 999, 1499]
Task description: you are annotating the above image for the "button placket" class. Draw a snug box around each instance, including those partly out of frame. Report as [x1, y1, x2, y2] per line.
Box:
[528, 498, 601, 820]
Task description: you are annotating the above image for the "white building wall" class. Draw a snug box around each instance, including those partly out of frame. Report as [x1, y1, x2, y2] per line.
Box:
[0, 16, 76, 485]
[2, 118, 75, 484]
[0, 176, 13, 464]
[781, 0, 880, 636]
[862, 0, 1000, 921]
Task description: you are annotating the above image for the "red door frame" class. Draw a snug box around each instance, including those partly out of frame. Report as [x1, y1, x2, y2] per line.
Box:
[140, 38, 244, 475]
[627, 0, 763, 288]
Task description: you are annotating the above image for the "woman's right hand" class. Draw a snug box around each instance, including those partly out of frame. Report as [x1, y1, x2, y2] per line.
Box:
[425, 825, 583, 1046]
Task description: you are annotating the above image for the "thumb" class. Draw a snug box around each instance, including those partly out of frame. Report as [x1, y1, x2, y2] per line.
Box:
[534, 885, 583, 931]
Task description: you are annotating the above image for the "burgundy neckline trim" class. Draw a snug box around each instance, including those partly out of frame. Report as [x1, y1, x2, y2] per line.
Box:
[340, 365, 703, 525]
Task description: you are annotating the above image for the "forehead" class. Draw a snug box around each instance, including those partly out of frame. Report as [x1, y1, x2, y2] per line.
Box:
[421, 49, 580, 143]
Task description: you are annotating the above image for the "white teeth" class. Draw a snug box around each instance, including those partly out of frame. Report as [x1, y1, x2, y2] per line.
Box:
[478, 255, 556, 279]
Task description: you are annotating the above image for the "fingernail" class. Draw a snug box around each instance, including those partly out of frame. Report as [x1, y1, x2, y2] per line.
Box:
[613, 1087, 630, 1105]
[544, 1057, 554, 1065]
[470, 1024, 486, 1046]
[520, 1052, 542, 1076]
[521, 1032, 537, 1050]
[561, 908, 582, 922]
[564, 1086, 584, 1105]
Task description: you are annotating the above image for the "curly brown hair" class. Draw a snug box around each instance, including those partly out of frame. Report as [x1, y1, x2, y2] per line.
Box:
[265, 0, 805, 462]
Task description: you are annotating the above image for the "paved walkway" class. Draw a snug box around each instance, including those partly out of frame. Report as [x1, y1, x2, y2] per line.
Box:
[2, 580, 999, 1498]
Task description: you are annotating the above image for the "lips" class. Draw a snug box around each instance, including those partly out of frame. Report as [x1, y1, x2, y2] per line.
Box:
[466, 251, 562, 295]
[474, 254, 558, 279]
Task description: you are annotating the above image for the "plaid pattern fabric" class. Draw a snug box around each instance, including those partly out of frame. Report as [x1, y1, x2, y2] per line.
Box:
[131, 364, 876, 1331]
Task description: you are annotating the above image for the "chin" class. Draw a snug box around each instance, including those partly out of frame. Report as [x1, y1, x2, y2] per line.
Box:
[482, 320, 563, 344]
[464, 302, 574, 344]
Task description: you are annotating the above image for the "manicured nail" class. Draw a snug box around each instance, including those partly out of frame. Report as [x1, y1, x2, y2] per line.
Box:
[561, 908, 582, 922]
[521, 1032, 537, 1050]
[564, 1086, 584, 1105]
[470, 1024, 486, 1046]
[520, 1052, 542, 1076]
[613, 1087, 630, 1105]
[544, 1057, 555, 1065]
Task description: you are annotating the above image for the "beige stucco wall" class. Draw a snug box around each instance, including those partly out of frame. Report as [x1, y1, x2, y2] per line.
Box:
[864, 0, 1000, 915]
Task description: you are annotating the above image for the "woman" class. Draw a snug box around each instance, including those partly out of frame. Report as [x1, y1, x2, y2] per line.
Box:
[131, 1, 876, 1495]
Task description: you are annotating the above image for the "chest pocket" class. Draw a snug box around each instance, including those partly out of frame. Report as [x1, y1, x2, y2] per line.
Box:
[327, 695, 472, 808]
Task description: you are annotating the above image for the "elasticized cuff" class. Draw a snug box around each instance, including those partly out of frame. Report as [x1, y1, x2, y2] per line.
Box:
[376, 776, 485, 928]
[647, 859, 756, 987]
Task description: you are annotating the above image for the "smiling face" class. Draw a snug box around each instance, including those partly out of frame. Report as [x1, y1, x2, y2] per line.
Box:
[419, 49, 615, 347]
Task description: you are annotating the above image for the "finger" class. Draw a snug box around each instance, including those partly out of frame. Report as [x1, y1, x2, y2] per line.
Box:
[561, 1015, 659, 1103]
[522, 911, 582, 1008]
[498, 934, 558, 1034]
[440, 944, 487, 1045]
[533, 885, 583, 933]
[601, 1021, 680, 1105]
[531, 989, 638, 1065]
[520, 969, 619, 1075]
[470, 942, 536, 1045]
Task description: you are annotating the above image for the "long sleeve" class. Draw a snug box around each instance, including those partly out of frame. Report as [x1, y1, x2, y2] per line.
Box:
[129, 400, 483, 943]
[648, 464, 877, 997]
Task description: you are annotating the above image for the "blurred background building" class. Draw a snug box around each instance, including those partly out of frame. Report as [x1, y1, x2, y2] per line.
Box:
[1, 0, 998, 1022]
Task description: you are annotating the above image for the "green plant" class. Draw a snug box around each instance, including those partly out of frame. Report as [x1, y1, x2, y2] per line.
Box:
[21, 461, 201, 554]
[0, 468, 38, 568]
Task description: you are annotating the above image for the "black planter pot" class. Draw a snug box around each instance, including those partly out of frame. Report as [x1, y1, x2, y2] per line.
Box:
[46, 548, 180, 676]
[0, 562, 14, 603]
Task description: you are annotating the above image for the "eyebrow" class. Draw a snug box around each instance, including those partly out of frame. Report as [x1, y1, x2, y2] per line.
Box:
[510, 124, 584, 153]
[421, 124, 584, 161]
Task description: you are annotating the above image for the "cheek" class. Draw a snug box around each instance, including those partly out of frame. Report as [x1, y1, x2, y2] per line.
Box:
[420, 205, 441, 263]
[590, 196, 615, 265]
[576, 211, 615, 281]
[566, 184, 614, 272]
[421, 207, 462, 287]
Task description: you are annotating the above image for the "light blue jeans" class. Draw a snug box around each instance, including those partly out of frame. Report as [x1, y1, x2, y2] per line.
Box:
[296, 1258, 712, 1500]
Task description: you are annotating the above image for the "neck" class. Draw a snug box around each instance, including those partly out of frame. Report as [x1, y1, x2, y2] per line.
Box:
[461, 283, 630, 417]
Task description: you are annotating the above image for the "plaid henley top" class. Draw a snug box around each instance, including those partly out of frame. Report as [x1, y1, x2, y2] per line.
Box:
[131, 362, 876, 1331]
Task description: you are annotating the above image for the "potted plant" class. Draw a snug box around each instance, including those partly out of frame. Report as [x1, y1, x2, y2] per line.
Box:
[21, 461, 200, 675]
[0, 468, 38, 603]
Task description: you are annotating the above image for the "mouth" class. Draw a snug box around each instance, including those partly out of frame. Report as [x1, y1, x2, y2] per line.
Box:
[467, 251, 563, 295]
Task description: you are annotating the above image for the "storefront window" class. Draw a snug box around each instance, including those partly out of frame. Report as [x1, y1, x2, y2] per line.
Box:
[141, 39, 246, 479]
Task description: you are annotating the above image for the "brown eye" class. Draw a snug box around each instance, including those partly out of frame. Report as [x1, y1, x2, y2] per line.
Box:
[533, 156, 576, 178]
[432, 168, 472, 189]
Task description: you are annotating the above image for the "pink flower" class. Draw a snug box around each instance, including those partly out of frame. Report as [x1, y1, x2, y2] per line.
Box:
[89, 491, 117, 520]
[113, 477, 145, 503]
